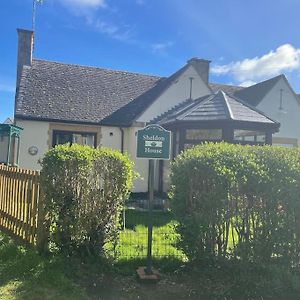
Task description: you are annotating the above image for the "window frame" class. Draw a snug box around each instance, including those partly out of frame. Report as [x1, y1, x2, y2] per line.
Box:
[233, 129, 267, 143]
[52, 130, 97, 148]
[185, 128, 223, 141]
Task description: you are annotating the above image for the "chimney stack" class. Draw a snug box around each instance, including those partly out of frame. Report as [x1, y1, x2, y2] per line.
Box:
[16, 29, 34, 89]
[187, 57, 211, 85]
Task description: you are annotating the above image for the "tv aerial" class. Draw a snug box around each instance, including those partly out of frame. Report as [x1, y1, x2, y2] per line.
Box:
[32, 0, 44, 51]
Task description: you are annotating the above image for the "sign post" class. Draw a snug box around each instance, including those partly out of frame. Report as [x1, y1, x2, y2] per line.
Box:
[146, 159, 154, 274]
[136, 124, 171, 280]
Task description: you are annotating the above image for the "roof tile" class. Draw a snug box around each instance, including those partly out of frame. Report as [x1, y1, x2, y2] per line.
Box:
[15, 59, 161, 124]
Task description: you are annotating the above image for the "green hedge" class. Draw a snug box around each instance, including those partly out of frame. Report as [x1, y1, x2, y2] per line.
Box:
[40, 144, 134, 256]
[170, 143, 300, 265]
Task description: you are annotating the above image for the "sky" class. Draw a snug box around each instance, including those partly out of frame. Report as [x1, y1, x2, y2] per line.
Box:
[1, 0, 300, 122]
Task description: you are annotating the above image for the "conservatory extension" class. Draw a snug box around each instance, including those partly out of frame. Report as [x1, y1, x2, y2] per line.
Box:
[153, 91, 280, 192]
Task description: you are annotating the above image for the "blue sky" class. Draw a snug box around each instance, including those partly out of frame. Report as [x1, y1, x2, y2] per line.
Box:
[1, 0, 300, 122]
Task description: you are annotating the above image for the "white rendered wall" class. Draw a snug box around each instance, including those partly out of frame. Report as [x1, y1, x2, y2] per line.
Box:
[123, 126, 149, 193]
[100, 126, 122, 150]
[256, 78, 300, 145]
[101, 126, 150, 192]
[137, 65, 211, 123]
[15, 119, 49, 170]
[162, 160, 171, 193]
[100, 125, 149, 192]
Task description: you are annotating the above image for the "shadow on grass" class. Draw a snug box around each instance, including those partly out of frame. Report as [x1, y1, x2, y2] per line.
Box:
[114, 256, 184, 275]
[0, 234, 88, 300]
[2, 231, 300, 300]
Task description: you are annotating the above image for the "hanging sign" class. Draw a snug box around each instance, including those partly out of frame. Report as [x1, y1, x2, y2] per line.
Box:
[136, 124, 171, 160]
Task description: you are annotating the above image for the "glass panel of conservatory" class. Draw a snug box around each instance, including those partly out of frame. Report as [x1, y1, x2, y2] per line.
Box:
[234, 130, 266, 143]
[186, 129, 222, 140]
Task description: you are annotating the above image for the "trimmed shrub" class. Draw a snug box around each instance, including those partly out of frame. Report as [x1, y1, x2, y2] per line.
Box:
[40, 144, 134, 256]
[170, 143, 300, 266]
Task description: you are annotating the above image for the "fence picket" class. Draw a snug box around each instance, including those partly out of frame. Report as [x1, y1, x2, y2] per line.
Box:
[0, 164, 47, 251]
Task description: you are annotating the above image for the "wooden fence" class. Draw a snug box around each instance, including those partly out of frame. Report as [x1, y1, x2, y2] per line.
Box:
[0, 164, 47, 251]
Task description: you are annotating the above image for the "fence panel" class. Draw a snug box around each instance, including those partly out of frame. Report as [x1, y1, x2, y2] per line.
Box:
[115, 208, 185, 260]
[0, 164, 43, 247]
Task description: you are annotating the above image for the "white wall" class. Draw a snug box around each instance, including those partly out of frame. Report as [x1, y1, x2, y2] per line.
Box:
[100, 126, 122, 150]
[100, 125, 150, 193]
[15, 119, 49, 170]
[137, 65, 211, 123]
[162, 160, 171, 193]
[122, 126, 149, 193]
[256, 78, 300, 145]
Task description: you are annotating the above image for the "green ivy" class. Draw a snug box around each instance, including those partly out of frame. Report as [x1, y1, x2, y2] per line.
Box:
[170, 142, 300, 266]
[40, 144, 134, 257]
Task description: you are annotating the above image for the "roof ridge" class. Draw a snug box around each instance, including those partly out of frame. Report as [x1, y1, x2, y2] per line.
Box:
[241, 75, 283, 93]
[32, 58, 162, 79]
[233, 74, 284, 106]
[219, 91, 234, 120]
[246, 74, 283, 88]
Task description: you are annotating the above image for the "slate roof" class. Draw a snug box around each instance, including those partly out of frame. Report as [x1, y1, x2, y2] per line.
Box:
[234, 75, 283, 106]
[102, 81, 242, 126]
[14, 58, 289, 127]
[15, 59, 161, 124]
[154, 91, 279, 127]
[210, 83, 244, 94]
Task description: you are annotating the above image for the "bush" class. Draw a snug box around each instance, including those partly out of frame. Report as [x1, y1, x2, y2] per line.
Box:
[170, 143, 300, 266]
[40, 144, 134, 256]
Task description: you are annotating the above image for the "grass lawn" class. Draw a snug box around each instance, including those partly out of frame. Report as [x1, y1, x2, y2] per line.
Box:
[0, 233, 86, 300]
[2, 231, 300, 299]
[115, 209, 185, 260]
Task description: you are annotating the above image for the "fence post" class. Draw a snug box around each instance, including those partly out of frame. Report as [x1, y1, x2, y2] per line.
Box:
[36, 188, 49, 253]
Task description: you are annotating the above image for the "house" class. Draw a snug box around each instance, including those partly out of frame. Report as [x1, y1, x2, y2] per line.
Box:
[13, 29, 300, 193]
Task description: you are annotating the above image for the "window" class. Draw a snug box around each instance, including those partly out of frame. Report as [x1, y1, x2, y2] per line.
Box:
[52, 130, 96, 147]
[272, 137, 298, 148]
[234, 130, 266, 143]
[185, 129, 222, 141]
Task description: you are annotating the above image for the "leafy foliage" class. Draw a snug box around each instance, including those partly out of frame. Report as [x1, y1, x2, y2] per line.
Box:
[40, 144, 134, 256]
[170, 142, 300, 266]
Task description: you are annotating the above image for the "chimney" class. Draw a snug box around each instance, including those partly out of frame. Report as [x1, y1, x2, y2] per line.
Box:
[16, 29, 34, 88]
[187, 57, 211, 85]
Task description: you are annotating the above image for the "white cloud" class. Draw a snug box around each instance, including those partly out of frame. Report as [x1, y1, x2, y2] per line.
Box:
[211, 44, 300, 83]
[57, 0, 107, 19]
[57, 0, 134, 42]
[151, 41, 174, 53]
[239, 80, 257, 87]
[93, 19, 133, 41]
[59, 0, 106, 8]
